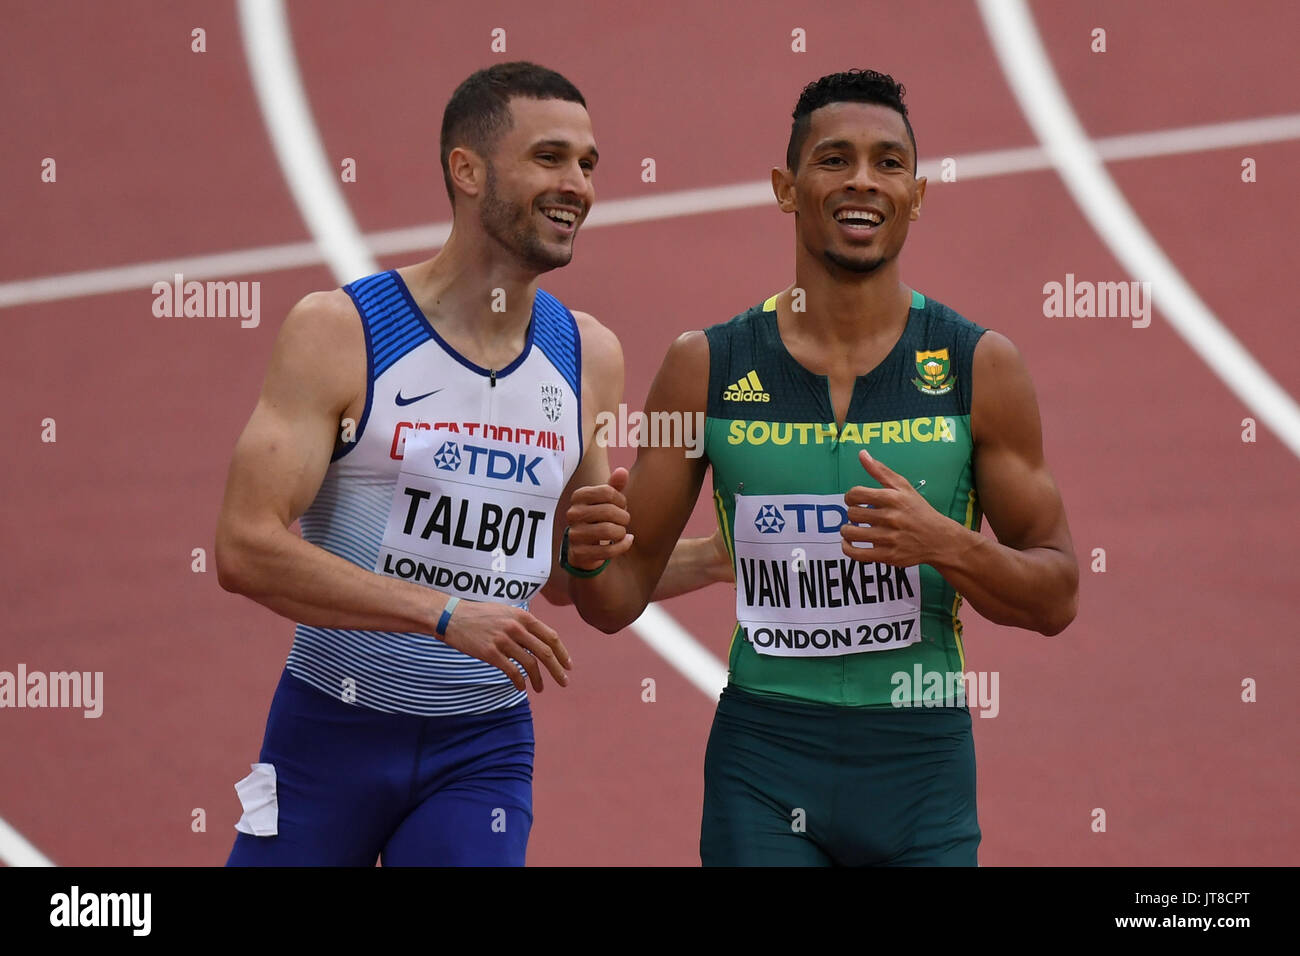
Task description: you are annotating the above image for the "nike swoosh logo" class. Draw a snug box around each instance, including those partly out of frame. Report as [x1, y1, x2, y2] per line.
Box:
[395, 388, 443, 406]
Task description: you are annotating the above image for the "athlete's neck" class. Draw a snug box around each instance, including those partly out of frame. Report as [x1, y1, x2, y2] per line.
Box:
[788, 250, 911, 345]
[398, 228, 541, 367]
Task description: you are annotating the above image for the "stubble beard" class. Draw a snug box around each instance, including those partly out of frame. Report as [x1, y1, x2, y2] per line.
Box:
[480, 162, 573, 273]
[823, 248, 888, 275]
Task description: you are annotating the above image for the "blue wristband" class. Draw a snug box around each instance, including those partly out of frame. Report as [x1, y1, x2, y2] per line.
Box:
[435, 597, 460, 637]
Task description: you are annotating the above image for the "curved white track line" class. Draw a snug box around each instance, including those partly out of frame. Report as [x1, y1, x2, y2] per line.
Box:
[237, 0, 373, 283]
[0, 814, 55, 867]
[632, 604, 728, 700]
[977, 0, 1300, 460]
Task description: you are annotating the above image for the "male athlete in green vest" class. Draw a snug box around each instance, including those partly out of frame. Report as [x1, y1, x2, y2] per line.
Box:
[560, 69, 1079, 865]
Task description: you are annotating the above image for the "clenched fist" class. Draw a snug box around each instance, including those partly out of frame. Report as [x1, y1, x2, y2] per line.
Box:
[564, 467, 635, 571]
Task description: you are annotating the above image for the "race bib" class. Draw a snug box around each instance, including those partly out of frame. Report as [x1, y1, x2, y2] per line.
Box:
[733, 493, 922, 657]
[375, 429, 564, 606]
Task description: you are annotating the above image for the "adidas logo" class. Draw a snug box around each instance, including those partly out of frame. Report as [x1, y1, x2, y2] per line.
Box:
[722, 370, 771, 403]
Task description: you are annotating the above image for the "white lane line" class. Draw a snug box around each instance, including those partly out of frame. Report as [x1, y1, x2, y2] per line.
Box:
[631, 604, 728, 700]
[0, 239, 323, 309]
[1088, 113, 1300, 163]
[4, 112, 1300, 309]
[927, 111, 1300, 181]
[0, 814, 55, 867]
[977, 0, 1300, 461]
[233, 0, 729, 696]
[236, 0, 373, 285]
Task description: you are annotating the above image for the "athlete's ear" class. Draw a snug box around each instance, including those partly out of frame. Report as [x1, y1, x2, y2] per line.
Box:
[771, 166, 797, 214]
[909, 176, 927, 221]
[447, 146, 486, 202]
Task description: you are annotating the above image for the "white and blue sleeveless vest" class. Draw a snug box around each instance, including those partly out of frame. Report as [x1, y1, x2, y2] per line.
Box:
[284, 270, 583, 716]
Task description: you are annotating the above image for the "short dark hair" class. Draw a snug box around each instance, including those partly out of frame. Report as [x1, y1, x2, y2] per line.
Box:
[440, 61, 587, 208]
[786, 69, 917, 173]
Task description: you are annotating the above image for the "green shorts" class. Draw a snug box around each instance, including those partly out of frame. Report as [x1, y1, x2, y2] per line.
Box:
[701, 685, 980, 866]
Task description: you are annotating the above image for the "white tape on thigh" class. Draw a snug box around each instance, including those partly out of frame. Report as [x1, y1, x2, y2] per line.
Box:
[233, 763, 279, 836]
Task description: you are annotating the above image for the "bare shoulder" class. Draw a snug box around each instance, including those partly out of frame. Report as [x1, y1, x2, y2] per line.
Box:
[263, 288, 364, 413]
[663, 329, 710, 372]
[973, 328, 1027, 371]
[277, 288, 363, 352]
[972, 329, 1042, 449]
[973, 329, 1039, 398]
[571, 309, 623, 379]
[641, 330, 709, 413]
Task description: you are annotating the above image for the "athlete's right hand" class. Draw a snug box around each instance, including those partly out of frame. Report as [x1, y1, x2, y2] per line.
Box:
[439, 600, 572, 692]
[565, 467, 634, 569]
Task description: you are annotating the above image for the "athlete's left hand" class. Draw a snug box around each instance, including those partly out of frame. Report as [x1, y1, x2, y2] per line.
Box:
[840, 450, 955, 567]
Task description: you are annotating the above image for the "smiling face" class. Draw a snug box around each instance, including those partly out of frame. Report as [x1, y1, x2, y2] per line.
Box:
[777, 101, 926, 276]
[477, 96, 598, 273]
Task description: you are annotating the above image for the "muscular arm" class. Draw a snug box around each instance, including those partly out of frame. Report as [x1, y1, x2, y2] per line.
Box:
[931, 331, 1079, 635]
[539, 321, 730, 609]
[215, 291, 446, 633]
[565, 331, 713, 632]
[652, 530, 735, 599]
[840, 331, 1077, 635]
[215, 291, 569, 690]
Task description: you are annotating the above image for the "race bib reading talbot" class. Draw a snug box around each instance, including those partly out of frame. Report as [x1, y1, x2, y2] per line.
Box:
[733, 493, 922, 657]
[375, 429, 564, 606]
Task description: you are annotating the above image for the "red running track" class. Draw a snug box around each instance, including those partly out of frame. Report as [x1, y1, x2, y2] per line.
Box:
[1, 0, 1296, 865]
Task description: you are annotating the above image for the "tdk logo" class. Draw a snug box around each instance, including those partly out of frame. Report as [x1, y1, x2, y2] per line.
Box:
[444, 443, 545, 485]
[434, 441, 462, 471]
[755, 502, 849, 534]
[754, 505, 785, 533]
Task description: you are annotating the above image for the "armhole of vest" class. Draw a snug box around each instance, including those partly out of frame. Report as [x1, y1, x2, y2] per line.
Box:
[574, 307, 583, 462]
[704, 324, 727, 420]
[332, 282, 375, 463]
[962, 323, 987, 419]
[535, 291, 584, 463]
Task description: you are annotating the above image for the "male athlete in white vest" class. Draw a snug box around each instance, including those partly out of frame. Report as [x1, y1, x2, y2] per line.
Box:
[215, 62, 730, 866]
